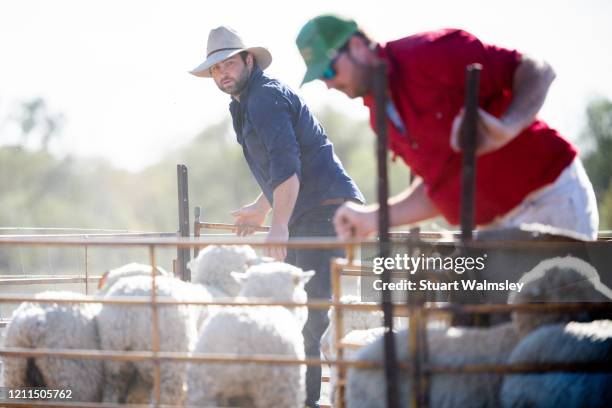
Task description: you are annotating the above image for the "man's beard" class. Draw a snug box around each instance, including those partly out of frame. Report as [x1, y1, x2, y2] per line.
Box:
[217, 68, 250, 96]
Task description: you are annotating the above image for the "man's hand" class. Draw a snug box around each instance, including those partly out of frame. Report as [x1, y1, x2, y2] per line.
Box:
[230, 202, 268, 237]
[450, 108, 521, 155]
[265, 224, 289, 261]
[333, 202, 378, 240]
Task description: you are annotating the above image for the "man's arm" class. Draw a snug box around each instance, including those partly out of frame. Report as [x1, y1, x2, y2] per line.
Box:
[267, 173, 300, 260]
[333, 178, 440, 239]
[501, 55, 556, 134]
[451, 55, 556, 154]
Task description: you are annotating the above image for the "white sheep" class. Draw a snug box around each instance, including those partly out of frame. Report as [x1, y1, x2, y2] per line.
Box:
[346, 322, 518, 408]
[96, 262, 170, 295]
[509, 256, 612, 338]
[321, 295, 409, 361]
[1, 291, 103, 402]
[501, 320, 612, 408]
[0, 263, 169, 403]
[97, 274, 212, 405]
[187, 244, 258, 298]
[187, 261, 314, 408]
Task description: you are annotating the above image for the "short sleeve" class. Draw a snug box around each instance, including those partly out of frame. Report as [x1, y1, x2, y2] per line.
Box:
[408, 29, 522, 97]
[247, 86, 301, 191]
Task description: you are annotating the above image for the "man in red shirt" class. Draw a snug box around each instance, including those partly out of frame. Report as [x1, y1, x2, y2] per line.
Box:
[296, 15, 599, 240]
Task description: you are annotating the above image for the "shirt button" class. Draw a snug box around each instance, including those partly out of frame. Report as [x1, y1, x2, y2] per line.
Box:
[435, 112, 443, 119]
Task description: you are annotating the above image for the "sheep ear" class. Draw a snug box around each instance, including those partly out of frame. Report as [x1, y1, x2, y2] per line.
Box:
[98, 271, 110, 290]
[301, 270, 315, 285]
[230, 272, 247, 285]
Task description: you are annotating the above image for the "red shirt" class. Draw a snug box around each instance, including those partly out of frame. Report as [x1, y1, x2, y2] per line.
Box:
[363, 29, 577, 225]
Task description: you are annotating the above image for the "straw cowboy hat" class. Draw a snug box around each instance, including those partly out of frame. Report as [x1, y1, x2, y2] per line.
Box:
[190, 26, 272, 78]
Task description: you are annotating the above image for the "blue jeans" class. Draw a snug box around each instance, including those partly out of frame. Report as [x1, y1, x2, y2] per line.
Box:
[286, 204, 343, 407]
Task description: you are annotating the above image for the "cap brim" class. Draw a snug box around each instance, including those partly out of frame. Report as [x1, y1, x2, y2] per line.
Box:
[300, 59, 331, 86]
[190, 46, 273, 78]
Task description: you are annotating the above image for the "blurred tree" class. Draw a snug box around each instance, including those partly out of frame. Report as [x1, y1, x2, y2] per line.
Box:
[15, 97, 64, 151]
[580, 98, 612, 229]
[581, 98, 612, 198]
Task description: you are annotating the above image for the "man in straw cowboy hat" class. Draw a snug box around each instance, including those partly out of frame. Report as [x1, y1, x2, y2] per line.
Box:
[296, 15, 599, 241]
[190, 26, 364, 407]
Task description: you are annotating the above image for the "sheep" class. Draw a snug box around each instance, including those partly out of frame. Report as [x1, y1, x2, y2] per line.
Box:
[346, 322, 519, 408]
[187, 261, 314, 408]
[500, 320, 612, 408]
[320, 295, 410, 361]
[1, 291, 103, 402]
[96, 262, 170, 295]
[319, 295, 411, 405]
[97, 274, 212, 405]
[508, 256, 612, 338]
[0, 262, 170, 403]
[187, 244, 258, 298]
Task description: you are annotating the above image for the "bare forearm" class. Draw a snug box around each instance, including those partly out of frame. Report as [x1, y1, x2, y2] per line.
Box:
[501, 55, 556, 136]
[388, 178, 440, 227]
[271, 174, 300, 227]
[254, 193, 271, 213]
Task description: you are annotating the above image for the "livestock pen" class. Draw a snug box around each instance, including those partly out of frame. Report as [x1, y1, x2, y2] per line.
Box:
[0, 230, 611, 408]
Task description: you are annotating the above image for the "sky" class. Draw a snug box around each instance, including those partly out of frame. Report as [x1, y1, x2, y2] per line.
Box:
[0, 0, 611, 171]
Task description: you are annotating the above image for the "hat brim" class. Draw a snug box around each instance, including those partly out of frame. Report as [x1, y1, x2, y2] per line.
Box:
[300, 59, 332, 86]
[190, 46, 272, 78]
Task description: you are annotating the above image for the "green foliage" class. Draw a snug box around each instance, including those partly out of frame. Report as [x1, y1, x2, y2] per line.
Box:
[582, 98, 612, 197]
[0, 104, 431, 276]
[581, 98, 612, 229]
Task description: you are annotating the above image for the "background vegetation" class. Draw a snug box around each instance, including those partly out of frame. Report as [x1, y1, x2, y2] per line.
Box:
[0, 97, 611, 279]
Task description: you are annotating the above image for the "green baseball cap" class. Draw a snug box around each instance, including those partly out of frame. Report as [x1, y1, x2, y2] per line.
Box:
[296, 14, 358, 85]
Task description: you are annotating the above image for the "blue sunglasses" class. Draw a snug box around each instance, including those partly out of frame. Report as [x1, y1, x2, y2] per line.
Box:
[321, 43, 350, 80]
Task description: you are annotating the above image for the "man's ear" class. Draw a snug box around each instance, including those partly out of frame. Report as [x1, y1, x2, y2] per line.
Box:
[348, 35, 369, 62]
[246, 53, 255, 70]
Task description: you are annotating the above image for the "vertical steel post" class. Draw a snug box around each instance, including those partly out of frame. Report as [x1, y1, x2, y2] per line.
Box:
[373, 61, 400, 408]
[193, 206, 202, 260]
[177, 164, 191, 281]
[460, 64, 482, 243]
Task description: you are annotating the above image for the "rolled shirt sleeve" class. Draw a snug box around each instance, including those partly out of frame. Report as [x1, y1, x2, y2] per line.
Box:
[247, 85, 302, 191]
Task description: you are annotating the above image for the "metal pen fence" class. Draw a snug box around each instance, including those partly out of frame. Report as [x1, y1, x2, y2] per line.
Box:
[0, 234, 610, 408]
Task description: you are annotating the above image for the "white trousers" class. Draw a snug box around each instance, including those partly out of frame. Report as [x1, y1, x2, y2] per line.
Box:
[483, 158, 599, 240]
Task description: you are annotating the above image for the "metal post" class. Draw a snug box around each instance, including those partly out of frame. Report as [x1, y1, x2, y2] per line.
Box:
[373, 61, 400, 408]
[459, 64, 482, 243]
[149, 245, 162, 406]
[454, 64, 487, 326]
[177, 164, 191, 281]
[193, 206, 202, 260]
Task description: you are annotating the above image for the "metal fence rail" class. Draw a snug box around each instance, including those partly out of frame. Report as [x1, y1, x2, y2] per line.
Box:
[1, 235, 611, 408]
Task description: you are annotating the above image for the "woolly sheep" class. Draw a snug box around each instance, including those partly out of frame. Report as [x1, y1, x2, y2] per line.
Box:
[501, 320, 612, 408]
[187, 261, 314, 408]
[321, 295, 409, 361]
[347, 322, 518, 408]
[97, 262, 170, 295]
[1, 291, 103, 402]
[97, 274, 212, 405]
[187, 244, 258, 297]
[1, 263, 170, 402]
[509, 256, 612, 338]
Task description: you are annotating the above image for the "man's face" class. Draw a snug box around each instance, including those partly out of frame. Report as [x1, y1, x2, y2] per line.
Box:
[322, 43, 373, 98]
[210, 53, 251, 96]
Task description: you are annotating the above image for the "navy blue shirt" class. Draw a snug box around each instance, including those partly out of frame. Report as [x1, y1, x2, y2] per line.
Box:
[229, 67, 364, 226]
